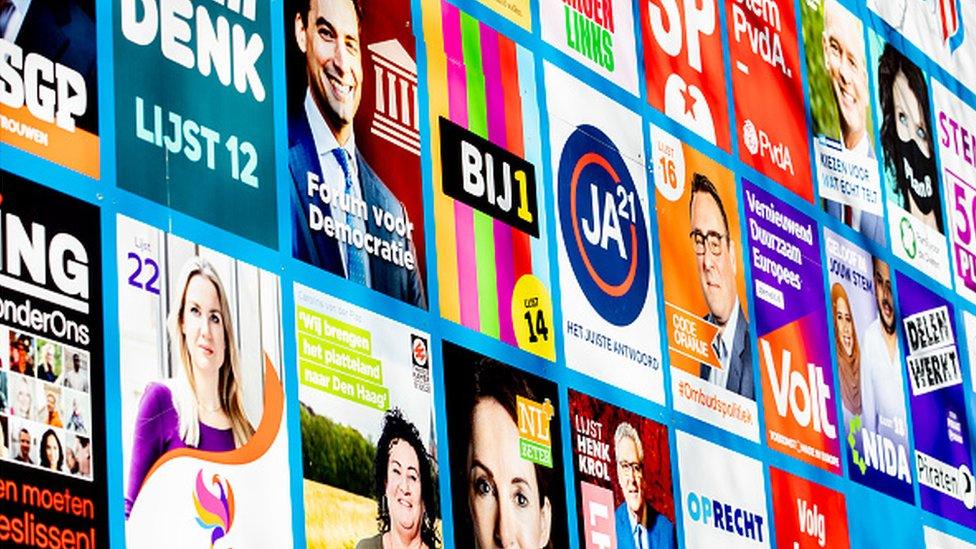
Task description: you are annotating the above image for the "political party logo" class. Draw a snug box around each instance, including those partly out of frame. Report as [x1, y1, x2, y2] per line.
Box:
[557, 124, 650, 326]
[685, 491, 766, 543]
[517, 395, 555, 467]
[562, 0, 616, 71]
[900, 217, 918, 259]
[440, 117, 539, 236]
[642, 0, 729, 148]
[410, 333, 431, 392]
[192, 470, 235, 548]
[411, 334, 429, 368]
[940, 0, 965, 52]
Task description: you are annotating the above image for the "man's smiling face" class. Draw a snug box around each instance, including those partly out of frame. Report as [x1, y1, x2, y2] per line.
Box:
[297, 0, 363, 144]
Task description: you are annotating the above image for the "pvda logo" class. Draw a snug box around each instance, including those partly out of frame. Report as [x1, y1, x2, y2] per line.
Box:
[557, 125, 650, 325]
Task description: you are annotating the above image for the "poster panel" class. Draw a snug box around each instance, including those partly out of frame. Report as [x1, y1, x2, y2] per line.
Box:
[824, 228, 913, 502]
[896, 271, 976, 528]
[869, 33, 951, 286]
[652, 124, 759, 441]
[539, 0, 639, 94]
[0, 1, 98, 178]
[475, 0, 532, 29]
[932, 78, 976, 303]
[640, 0, 731, 150]
[424, 0, 555, 360]
[867, 0, 976, 85]
[442, 341, 568, 548]
[117, 215, 292, 547]
[676, 430, 769, 547]
[925, 526, 976, 549]
[546, 63, 663, 403]
[727, 0, 813, 201]
[284, 0, 428, 308]
[769, 467, 850, 549]
[801, 0, 885, 245]
[1, 174, 106, 548]
[744, 181, 841, 473]
[568, 389, 675, 549]
[114, 0, 277, 247]
[294, 283, 439, 548]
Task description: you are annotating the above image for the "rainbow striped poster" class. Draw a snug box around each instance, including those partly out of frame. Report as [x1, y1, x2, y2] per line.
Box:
[423, 0, 554, 360]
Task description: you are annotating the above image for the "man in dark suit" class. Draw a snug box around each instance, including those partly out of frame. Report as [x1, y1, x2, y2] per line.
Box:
[688, 173, 755, 400]
[2, 0, 98, 133]
[290, 0, 425, 307]
[613, 422, 674, 549]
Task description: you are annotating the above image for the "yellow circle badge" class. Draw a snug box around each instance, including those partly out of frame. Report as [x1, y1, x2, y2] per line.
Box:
[512, 274, 556, 361]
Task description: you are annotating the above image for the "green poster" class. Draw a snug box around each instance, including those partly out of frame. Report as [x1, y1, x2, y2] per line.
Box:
[114, 0, 277, 247]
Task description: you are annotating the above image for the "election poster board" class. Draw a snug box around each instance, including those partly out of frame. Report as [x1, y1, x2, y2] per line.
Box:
[284, 0, 428, 309]
[424, 0, 555, 360]
[824, 228, 914, 502]
[896, 272, 976, 529]
[869, 33, 952, 287]
[442, 341, 568, 548]
[117, 215, 292, 548]
[868, 0, 976, 86]
[546, 62, 663, 403]
[801, 0, 885, 246]
[640, 0, 731, 150]
[676, 430, 769, 547]
[652, 124, 759, 442]
[744, 181, 841, 474]
[727, 0, 813, 201]
[1, 174, 106, 548]
[294, 284, 438, 549]
[932, 78, 976, 303]
[539, 0, 639, 95]
[924, 525, 976, 549]
[0, 0, 98, 179]
[769, 467, 850, 549]
[114, 0, 277, 248]
[568, 389, 675, 549]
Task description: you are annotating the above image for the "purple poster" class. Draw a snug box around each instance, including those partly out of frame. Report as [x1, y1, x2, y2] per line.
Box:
[824, 229, 913, 502]
[744, 181, 841, 473]
[896, 272, 976, 527]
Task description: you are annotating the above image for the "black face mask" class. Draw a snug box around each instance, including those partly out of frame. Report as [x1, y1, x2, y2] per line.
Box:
[895, 138, 938, 215]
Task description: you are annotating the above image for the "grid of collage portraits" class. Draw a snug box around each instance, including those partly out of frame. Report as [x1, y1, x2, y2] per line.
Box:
[3, 325, 93, 479]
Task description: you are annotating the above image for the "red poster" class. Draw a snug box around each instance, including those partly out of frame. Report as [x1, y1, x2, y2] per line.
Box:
[770, 468, 850, 549]
[641, 0, 731, 151]
[727, 0, 813, 201]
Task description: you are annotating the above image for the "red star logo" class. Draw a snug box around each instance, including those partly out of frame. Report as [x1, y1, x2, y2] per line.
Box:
[681, 86, 697, 116]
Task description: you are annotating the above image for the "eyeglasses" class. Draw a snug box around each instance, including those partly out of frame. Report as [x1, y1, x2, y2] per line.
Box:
[617, 460, 643, 478]
[689, 230, 728, 256]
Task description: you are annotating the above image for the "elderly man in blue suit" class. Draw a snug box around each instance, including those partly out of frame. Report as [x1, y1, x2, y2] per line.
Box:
[614, 422, 674, 549]
[290, 0, 426, 307]
[689, 173, 755, 401]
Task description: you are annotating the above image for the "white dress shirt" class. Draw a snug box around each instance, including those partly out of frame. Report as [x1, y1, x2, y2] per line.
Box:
[304, 88, 371, 287]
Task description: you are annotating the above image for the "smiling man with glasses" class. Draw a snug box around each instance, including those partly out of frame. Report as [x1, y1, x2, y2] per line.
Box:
[613, 422, 674, 549]
[688, 173, 755, 400]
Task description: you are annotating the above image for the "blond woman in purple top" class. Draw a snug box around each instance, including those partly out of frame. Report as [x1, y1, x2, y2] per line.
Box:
[125, 257, 255, 518]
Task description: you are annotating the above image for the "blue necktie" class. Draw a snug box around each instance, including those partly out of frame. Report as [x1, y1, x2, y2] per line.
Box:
[333, 148, 368, 286]
[635, 524, 644, 549]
